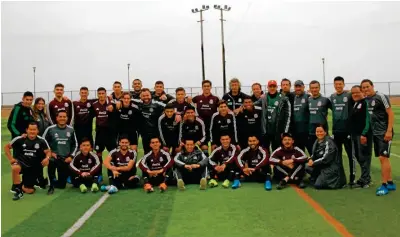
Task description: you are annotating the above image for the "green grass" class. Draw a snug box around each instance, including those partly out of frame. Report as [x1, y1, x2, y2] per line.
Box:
[2, 106, 400, 237]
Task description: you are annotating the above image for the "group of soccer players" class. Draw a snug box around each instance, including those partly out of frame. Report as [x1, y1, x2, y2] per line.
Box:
[5, 76, 396, 200]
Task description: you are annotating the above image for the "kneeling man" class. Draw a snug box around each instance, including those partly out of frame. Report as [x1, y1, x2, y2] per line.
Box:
[174, 139, 209, 190]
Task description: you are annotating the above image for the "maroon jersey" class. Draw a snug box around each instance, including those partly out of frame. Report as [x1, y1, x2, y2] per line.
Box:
[269, 146, 307, 164]
[208, 144, 238, 167]
[192, 94, 219, 124]
[69, 151, 101, 176]
[91, 100, 110, 129]
[47, 98, 74, 125]
[73, 100, 95, 126]
[139, 150, 173, 172]
[236, 146, 269, 170]
[109, 148, 137, 167]
[168, 99, 192, 116]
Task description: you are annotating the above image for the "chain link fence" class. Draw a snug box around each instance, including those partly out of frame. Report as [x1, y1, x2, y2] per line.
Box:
[2, 81, 400, 106]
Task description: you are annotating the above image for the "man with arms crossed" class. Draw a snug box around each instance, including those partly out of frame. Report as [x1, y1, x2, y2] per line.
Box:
[209, 100, 238, 150]
[47, 83, 74, 126]
[179, 106, 206, 153]
[4, 122, 51, 200]
[73, 87, 95, 145]
[361, 79, 396, 196]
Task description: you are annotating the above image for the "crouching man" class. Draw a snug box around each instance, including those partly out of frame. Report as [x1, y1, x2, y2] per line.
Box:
[269, 133, 307, 190]
[235, 135, 272, 190]
[208, 134, 239, 188]
[102, 136, 140, 194]
[174, 139, 209, 190]
[69, 138, 101, 193]
[139, 137, 173, 193]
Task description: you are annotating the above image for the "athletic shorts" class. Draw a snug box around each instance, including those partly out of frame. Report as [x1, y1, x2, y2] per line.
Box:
[95, 128, 117, 153]
[373, 135, 393, 158]
[21, 167, 37, 188]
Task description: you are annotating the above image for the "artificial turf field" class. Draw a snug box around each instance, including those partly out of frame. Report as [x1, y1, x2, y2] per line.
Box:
[1, 107, 400, 237]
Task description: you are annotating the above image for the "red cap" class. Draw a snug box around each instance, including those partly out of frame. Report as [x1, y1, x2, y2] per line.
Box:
[268, 80, 277, 86]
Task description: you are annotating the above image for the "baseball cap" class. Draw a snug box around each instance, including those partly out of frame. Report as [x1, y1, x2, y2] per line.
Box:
[268, 80, 277, 87]
[294, 80, 304, 86]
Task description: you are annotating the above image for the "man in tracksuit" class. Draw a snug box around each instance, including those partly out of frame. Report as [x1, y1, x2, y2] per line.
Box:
[349, 85, 372, 188]
[222, 78, 249, 113]
[137, 88, 165, 153]
[236, 96, 262, 149]
[43, 110, 78, 194]
[293, 80, 310, 153]
[255, 80, 291, 152]
[69, 138, 101, 193]
[174, 139, 209, 190]
[269, 133, 307, 190]
[158, 103, 181, 155]
[330, 76, 355, 185]
[152, 81, 175, 105]
[168, 87, 192, 116]
[235, 135, 271, 190]
[47, 83, 74, 126]
[209, 100, 238, 150]
[308, 80, 332, 153]
[130, 79, 142, 100]
[208, 134, 239, 188]
[7, 91, 34, 139]
[73, 87, 95, 145]
[179, 106, 206, 151]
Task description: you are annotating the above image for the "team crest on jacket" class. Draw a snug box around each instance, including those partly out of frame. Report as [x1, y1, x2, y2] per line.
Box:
[149, 108, 153, 112]
[88, 159, 92, 164]
[274, 101, 279, 106]
[160, 157, 164, 162]
[64, 103, 69, 107]
[195, 125, 199, 130]
[319, 151, 324, 155]
[77, 105, 80, 109]
[87, 103, 91, 108]
[66, 132, 71, 137]
[238, 98, 242, 103]
[22, 143, 27, 148]
[209, 99, 213, 104]
[371, 100, 375, 106]
[227, 119, 231, 124]
[128, 110, 132, 115]
[301, 98, 305, 103]
[357, 103, 362, 109]
[317, 101, 322, 107]
[333, 99, 336, 103]
[254, 114, 258, 118]
[343, 97, 348, 102]
[34, 143, 40, 149]
[126, 157, 130, 161]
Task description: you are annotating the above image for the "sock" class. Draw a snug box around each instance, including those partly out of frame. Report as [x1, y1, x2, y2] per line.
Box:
[382, 183, 388, 187]
[388, 181, 394, 185]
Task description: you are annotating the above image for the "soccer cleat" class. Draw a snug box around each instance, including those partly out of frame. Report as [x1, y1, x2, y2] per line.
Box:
[66, 176, 72, 184]
[177, 179, 185, 191]
[200, 178, 207, 190]
[297, 181, 306, 189]
[98, 175, 103, 183]
[264, 180, 272, 191]
[231, 179, 241, 189]
[159, 183, 168, 192]
[47, 186, 55, 195]
[80, 184, 88, 193]
[100, 185, 110, 192]
[387, 183, 396, 191]
[376, 185, 389, 196]
[208, 179, 218, 188]
[91, 183, 99, 193]
[348, 181, 357, 189]
[276, 181, 287, 190]
[222, 179, 230, 188]
[12, 188, 24, 201]
[144, 183, 154, 193]
[10, 184, 17, 194]
[108, 185, 118, 194]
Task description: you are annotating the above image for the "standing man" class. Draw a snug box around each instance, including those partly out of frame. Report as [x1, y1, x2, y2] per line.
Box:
[222, 78, 249, 113]
[73, 87, 95, 145]
[69, 138, 101, 193]
[4, 122, 51, 200]
[137, 88, 165, 153]
[293, 80, 310, 152]
[158, 104, 181, 155]
[168, 87, 192, 115]
[152, 81, 174, 104]
[179, 106, 206, 153]
[349, 85, 372, 188]
[280, 78, 295, 133]
[307, 80, 331, 153]
[251, 83, 264, 102]
[330, 76, 354, 185]
[110, 81, 124, 102]
[130, 78, 143, 100]
[47, 83, 74, 126]
[43, 110, 78, 194]
[8, 91, 34, 139]
[361, 79, 396, 196]
[139, 137, 173, 193]
[236, 96, 262, 149]
[209, 100, 238, 150]
[192, 80, 219, 154]
[174, 139, 209, 191]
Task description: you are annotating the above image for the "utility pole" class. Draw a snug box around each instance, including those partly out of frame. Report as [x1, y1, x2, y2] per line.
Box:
[33, 67, 36, 97]
[214, 5, 231, 94]
[127, 63, 131, 92]
[192, 5, 209, 82]
[322, 58, 326, 96]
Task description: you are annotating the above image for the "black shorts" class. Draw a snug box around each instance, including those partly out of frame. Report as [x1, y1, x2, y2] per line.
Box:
[21, 167, 37, 188]
[373, 135, 393, 158]
[117, 131, 138, 146]
[95, 128, 117, 153]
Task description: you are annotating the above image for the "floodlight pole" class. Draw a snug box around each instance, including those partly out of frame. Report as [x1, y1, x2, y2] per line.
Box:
[127, 63, 131, 93]
[214, 5, 231, 94]
[192, 6, 209, 82]
[33, 67, 36, 97]
[322, 58, 326, 96]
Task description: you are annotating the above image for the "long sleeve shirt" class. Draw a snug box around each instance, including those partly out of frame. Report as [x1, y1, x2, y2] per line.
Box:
[269, 146, 308, 165]
[47, 98, 74, 126]
[208, 144, 237, 167]
[69, 151, 101, 176]
[139, 150, 173, 172]
[7, 102, 34, 138]
[236, 146, 269, 170]
[209, 112, 238, 144]
[174, 149, 208, 167]
[43, 124, 78, 159]
[179, 117, 206, 144]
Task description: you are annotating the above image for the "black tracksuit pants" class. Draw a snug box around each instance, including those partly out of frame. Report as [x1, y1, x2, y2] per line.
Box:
[174, 166, 207, 184]
[333, 133, 353, 183]
[351, 135, 372, 184]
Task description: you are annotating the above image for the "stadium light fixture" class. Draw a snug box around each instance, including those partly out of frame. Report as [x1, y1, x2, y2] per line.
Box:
[191, 5, 210, 82]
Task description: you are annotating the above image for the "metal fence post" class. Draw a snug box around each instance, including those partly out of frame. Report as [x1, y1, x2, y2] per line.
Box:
[1, 93, 3, 107]
[388, 82, 391, 97]
[47, 92, 50, 102]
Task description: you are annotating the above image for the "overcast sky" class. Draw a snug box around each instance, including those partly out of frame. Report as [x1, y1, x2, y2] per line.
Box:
[2, 1, 400, 94]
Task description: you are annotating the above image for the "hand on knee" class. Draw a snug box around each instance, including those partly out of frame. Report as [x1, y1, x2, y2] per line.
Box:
[11, 164, 21, 174]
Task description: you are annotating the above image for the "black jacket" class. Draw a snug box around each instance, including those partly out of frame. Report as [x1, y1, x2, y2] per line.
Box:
[349, 98, 371, 136]
[7, 102, 34, 138]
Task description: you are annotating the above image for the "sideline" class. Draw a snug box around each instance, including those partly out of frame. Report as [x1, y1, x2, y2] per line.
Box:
[60, 193, 110, 237]
[292, 185, 353, 237]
